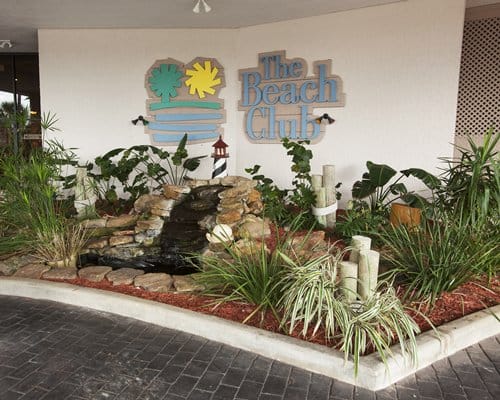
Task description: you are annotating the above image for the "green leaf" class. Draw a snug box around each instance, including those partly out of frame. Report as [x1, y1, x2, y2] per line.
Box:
[183, 156, 206, 172]
[172, 133, 188, 166]
[352, 162, 397, 199]
[400, 168, 441, 190]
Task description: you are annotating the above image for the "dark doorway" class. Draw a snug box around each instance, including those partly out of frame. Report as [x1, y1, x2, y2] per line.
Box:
[0, 54, 41, 154]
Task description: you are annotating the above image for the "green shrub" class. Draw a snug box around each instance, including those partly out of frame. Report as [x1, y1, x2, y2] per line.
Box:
[338, 285, 420, 376]
[0, 144, 77, 256]
[34, 222, 89, 266]
[90, 133, 205, 203]
[380, 210, 499, 304]
[195, 239, 287, 323]
[278, 246, 420, 376]
[245, 138, 318, 228]
[437, 129, 499, 226]
[278, 246, 348, 339]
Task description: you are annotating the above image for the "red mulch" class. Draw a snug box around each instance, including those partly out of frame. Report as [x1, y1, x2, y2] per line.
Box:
[406, 278, 500, 331]
[42, 275, 500, 349]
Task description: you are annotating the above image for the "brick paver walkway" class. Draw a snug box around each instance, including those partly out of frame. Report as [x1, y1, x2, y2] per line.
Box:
[0, 296, 498, 400]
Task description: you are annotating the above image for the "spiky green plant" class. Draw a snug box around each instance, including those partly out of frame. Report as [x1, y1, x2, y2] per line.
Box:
[338, 284, 420, 376]
[380, 210, 499, 304]
[196, 238, 286, 323]
[438, 129, 499, 226]
[277, 246, 349, 339]
[277, 247, 420, 376]
[34, 222, 89, 266]
[0, 149, 72, 255]
[196, 216, 322, 323]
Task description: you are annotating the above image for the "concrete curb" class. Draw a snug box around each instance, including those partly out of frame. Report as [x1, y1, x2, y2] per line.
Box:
[1, 277, 499, 390]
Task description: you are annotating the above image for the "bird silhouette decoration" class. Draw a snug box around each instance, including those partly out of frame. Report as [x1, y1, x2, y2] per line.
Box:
[315, 113, 335, 125]
[131, 115, 149, 126]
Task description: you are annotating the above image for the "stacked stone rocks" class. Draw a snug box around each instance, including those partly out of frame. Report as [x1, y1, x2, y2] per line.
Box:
[80, 176, 267, 261]
[1, 254, 203, 293]
[83, 195, 177, 260]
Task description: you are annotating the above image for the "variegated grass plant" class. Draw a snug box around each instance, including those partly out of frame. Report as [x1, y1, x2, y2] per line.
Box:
[278, 247, 420, 376]
[338, 284, 420, 376]
[277, 246, 348, 339]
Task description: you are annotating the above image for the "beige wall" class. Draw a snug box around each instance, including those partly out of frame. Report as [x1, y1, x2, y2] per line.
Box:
[39, 0, 466, 204]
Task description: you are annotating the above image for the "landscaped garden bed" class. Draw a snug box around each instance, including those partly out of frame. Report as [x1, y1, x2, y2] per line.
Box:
[0, 118, 498, 386]
[39, 274, 499, 346]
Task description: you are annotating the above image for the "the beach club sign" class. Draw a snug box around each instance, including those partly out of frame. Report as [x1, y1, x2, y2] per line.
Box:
[238, 50, 345, 144]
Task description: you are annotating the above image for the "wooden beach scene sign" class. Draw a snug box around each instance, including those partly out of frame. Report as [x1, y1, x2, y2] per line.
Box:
[145, 57, 226, 145]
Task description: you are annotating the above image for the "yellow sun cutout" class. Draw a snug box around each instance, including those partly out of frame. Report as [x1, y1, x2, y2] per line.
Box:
[185, 60, 221, 99]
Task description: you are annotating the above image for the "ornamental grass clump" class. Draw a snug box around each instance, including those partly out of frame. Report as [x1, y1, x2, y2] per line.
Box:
[196, 238, 287, 323]
[277, 246, 349, 339]
[0, 144, 85, 261]
[437, 129, 499, 226]
[34, 222, 89, 267]
[277, 246, 420, 376]
[0, 151, 62, 254]
[380, 210, 499, 305]
[338, 286, 420, 376]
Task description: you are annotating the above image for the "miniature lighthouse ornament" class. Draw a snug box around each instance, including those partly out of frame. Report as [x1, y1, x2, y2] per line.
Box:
[212, 135, 229, 178]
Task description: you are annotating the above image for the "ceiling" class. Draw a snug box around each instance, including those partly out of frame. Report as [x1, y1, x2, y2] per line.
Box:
[0, 0, 405, 53]
[0, 0, 498, 53]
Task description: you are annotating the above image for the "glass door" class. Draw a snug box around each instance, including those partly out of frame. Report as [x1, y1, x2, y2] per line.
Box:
[0, 54, 40, 154]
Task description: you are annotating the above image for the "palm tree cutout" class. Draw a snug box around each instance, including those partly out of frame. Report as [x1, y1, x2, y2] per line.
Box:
[148, 64, 182, 104]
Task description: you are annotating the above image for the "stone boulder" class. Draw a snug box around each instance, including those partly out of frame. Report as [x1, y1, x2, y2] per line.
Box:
[43, 268, 78, 280]
[78, 266, 112, 282]
[106, 268, 144, 286]
[173, 275, 204, 292]
[86, 237, 109, 249]
[163, 184, 191, 200]
[13, 263, 51, 279]
[216, 210, 243, 225]
[109, 235, 135, 247]
[106, 215, 138, 229]
[134, 273, 173, 292]
[136, 216, 164, 232]
[134, 194, 158, 213]
[0, 260, 17, 276]
[239, 219, 271, 240]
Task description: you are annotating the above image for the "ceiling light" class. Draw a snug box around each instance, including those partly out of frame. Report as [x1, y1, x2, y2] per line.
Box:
[0, 40, 13, 49]
[193, 0, 211, 14]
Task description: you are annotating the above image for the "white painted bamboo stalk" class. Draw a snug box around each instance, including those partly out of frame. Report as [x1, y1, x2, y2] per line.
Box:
[348, 235, 372, 263]
[339, 261, 358, 302]
[314, 187, 327, 227]
[358, 249, 380, 300]
[322, 165, 336, 228]
[311, 174, 323, 190]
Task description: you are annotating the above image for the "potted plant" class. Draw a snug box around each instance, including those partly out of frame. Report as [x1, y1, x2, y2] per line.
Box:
[338, 162, 440, 235]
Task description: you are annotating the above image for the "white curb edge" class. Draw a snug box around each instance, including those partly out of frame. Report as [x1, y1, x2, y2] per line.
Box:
[1, 277, 499, 391]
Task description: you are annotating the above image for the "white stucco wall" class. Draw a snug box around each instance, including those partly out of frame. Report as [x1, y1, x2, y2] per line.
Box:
[38, 0, 466, 203]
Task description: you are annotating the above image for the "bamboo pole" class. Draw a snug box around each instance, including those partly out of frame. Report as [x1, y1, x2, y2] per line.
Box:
[322, 165, 336, 228]
[314, 187, 327, 227]
[358, 249, 380, 300]
[311, 174, 323, 190]
[348, 235, 371, 263]
[339, 261, 358, 302]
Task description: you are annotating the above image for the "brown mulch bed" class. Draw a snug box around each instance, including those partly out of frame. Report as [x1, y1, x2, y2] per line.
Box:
[42, 275, 500, 349]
